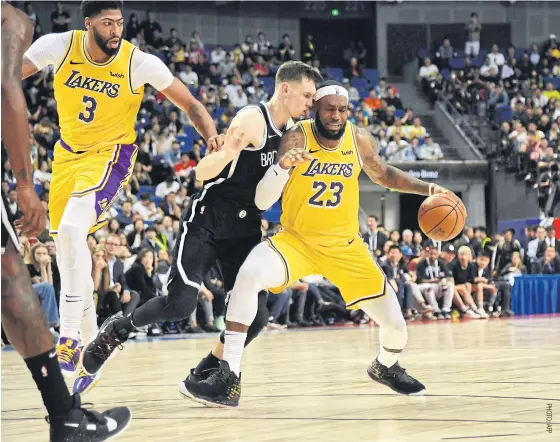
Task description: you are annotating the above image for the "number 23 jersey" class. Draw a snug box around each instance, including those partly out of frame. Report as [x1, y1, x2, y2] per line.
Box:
[280, 119, 363, 247]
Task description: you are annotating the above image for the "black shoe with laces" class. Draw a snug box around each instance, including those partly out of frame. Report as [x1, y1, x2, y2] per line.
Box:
[179, 360, 240, 408]
[49, 393, 131, 442]
[367, 359, 426, 395]
[82, 313, 128, 376]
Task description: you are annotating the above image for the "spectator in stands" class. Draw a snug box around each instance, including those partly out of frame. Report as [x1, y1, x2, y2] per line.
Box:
[26, 242, 59, 328]
[416, 245, 453, 319]
[496, 228, 522, 273]
[6, 188, 20, 219]
[343, 78, 360, 103]
[125, 248, 157, 306]
[363, 215, 387, 257]
[451, 246, 484, 318]
[116, 201, 134, 229]
[418, 134, 443, 160]
[480, 56, 499, 80]
[155, 175, 180, 198]
[540, 244, 560, 275]
[538, 226, 560, 255]
[384, 133, 409, 161]
[382, 245, 415, 320]
[346, 57, 362, 79]
[126, 13, 140, 41]
[407, 117, 426, 140]
[543, 82, 560, 101]
[473, 252, 497, 315]
[165, 28, 182, 49]
[494, 251, 522, 317]
[179, 64, 199, 88]
[437, 38, 454, 69]
[487, 44, 505, 67]
[465, 12, 482, 57]
[454, 226, 475, 257]
[92, 245, 122, 324]
[363, 88, 382, 111]
[278, 34, 295, 62]
[141, 10, 162, 47]
[51, 1, 70, 33]
[385, 87, 403, 109]
[302, 32, 316, 64]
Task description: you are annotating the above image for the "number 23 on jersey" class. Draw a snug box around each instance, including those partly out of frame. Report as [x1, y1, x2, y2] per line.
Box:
[309, 180, 344, 208]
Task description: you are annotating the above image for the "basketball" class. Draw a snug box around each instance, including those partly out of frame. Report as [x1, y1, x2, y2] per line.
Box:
[418, 194, 467, 241]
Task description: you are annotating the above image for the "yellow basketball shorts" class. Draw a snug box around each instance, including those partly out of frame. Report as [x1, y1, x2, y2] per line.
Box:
[266, 229, 387, 309]
[49, 139, 137, 236]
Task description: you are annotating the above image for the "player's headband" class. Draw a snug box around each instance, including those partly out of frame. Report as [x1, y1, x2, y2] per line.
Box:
[313, 85, 349, 102]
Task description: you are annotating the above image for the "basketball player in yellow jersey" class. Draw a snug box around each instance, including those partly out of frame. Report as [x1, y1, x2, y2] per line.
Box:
[183, 81, 460, 407]
[21, 1, 222, 393]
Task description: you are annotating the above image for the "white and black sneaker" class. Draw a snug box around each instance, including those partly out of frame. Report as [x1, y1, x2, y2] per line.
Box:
[49, 393, 131, 441]
[367, 359, 426, 395]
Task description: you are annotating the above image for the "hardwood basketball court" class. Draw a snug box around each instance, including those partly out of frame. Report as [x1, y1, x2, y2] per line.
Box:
[2, 317, 559, 441]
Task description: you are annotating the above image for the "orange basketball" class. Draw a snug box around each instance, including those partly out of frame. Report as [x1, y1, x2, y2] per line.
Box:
[418, 194, 467, 241]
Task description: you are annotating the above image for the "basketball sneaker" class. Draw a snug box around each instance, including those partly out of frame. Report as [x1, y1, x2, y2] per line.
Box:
[179, 360, 241, 408]
[186, 351, 221, 383]
[367, 359, 426, 395]
[49, 393, 131, 441]
[73, 367, 102, 395]
[57, 338, 82, 377]
[82, 313, 128, 376]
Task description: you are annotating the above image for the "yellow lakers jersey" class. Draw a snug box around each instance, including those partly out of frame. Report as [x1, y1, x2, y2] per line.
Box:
[280, 119, 362, 247]
[53, 30, 144, 151]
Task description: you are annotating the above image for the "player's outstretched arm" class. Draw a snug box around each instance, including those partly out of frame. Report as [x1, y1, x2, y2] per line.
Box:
[356, 126, 450, 196]
[195, 107, 264, 181]
[254, 125, 310, 210]
[1, 3, 46, 236]
[161, 77, 219, 143]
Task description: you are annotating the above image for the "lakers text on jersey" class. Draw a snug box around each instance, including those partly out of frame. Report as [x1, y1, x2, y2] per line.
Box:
[267, 120, 386, 308]
[49, 31, 142, 235]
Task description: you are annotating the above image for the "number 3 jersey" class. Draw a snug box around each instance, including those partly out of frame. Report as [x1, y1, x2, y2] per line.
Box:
[280, 119, 363, 247]
[25, 30, 174, 152]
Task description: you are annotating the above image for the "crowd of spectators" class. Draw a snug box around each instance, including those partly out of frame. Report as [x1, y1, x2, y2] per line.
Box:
[417, 11, 560, 218]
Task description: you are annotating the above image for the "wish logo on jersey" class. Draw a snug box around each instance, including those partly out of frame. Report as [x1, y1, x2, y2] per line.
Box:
[301, 159, 354, 178]
[63, 70, 121, 98]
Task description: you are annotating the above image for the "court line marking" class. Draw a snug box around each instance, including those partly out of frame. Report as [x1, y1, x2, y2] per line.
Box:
[441, 435, 520, 440]
[2, 416, 557, 426]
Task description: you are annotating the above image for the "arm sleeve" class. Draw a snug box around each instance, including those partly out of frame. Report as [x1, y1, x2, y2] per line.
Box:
[254, 164, 291, 211]
[24, 32, 72, 70]
[131, 49, 174, 92]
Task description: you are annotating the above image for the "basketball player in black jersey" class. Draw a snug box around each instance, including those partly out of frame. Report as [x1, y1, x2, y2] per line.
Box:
[82, 61, 323, 383]
[1, 2, 131, 440]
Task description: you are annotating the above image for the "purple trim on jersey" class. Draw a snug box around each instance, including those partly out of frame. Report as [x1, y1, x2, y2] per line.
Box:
[60, 139, 76, 153]
[92, 144, 137, 218]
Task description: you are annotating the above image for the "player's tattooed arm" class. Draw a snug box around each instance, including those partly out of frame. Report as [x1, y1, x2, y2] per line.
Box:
[255, 125, 309, 211]
[161, 77, 218, 141]
[1, 3, 34, 185]
[356, 127, 433, 196]
[276, 125, 309, 169]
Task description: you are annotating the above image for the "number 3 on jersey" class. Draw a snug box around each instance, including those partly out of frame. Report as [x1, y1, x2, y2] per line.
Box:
[78, 95, 97, 123]
[309, 181, 344, 208]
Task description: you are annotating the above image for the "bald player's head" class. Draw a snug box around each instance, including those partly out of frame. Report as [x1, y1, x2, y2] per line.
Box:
[313, 80, 349, 141]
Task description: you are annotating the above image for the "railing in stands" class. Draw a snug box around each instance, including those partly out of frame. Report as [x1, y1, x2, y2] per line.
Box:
[437, 91, 486, 160]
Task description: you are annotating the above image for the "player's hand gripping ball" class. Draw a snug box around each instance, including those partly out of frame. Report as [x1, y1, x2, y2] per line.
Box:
[418, 186, 467, 241]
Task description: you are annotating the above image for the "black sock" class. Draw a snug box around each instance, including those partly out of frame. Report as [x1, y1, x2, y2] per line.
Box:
[194, 351, 220, 374]
[24, 348, 74, 419]
[114, 312, 136, 334]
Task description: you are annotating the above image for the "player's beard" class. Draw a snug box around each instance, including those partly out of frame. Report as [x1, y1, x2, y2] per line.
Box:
[315, 115, 346, 141]
[92, 27, 121, 56]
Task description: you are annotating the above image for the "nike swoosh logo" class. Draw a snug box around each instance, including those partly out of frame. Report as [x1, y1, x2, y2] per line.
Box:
[268, 134, 276, 139]
[309, 149, 320, 154]
[105, 416, 118, 432]
[69, 60, 83, 65]
[49, 351, 57, 358]
[273, 169, 278, 176]
[348, 239, 355, 245]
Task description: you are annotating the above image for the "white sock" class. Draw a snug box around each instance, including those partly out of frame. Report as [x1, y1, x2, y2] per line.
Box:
[477, 302, 484, 310]
[57, 195, 96, 341]
[80, 291, 98, 345]
[377, 346, 398, 368]
[223, 331, 247, 376]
